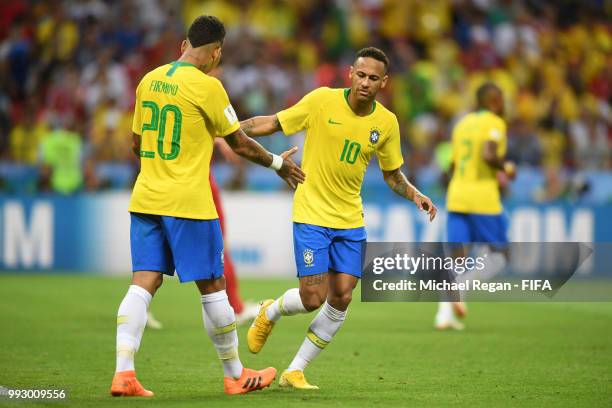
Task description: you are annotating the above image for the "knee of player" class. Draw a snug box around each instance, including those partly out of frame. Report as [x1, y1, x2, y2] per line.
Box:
[329, 292, 352, 309]
[300, 291, 325, 312]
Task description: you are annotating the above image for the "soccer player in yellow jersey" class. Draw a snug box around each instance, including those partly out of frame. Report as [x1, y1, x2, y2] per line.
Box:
[110, 15, 305, 397]
[436, 82, 516, 330]
[241, 47, 437, 389]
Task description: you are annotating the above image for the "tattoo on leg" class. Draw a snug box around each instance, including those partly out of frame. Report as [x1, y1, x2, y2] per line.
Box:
[303, 274, 325, 286]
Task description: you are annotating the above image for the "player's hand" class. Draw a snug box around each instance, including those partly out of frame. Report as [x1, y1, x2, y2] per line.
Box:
[276, 146, 306, 189]
[503, 160, 516, 180]
[414, 192, 437, 222]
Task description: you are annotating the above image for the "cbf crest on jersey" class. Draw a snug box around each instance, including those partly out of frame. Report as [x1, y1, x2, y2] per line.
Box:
[369, 127, 381, 145]
[303, 249, 314, 267]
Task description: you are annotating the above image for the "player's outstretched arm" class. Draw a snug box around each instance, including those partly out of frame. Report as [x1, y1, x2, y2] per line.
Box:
[240, 115, 282, 137]
[483, 141, 516, 179]
[225, 128, 305, 189]
[382, 167, 437, 221]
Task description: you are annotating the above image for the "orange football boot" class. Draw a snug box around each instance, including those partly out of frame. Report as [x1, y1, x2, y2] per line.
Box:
[224, 367, 277, 395]
[110, 370, 154, 397]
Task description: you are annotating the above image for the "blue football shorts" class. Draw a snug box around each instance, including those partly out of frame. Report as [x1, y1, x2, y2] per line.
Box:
[130, 212, 224, 282]
[447, 211, 509, 245]
[293, 222, 367, 278]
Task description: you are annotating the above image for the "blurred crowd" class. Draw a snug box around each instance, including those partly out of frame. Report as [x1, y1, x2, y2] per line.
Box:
[0, 0, 610, 202]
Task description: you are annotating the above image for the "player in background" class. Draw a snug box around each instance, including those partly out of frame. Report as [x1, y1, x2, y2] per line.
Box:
[437, 82, 515, 330]
[240, 47, 437, 389]
[110, 15, 305, 397]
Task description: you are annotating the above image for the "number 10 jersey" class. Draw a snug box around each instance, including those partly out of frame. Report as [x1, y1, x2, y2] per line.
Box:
[277, 87, 404, 229]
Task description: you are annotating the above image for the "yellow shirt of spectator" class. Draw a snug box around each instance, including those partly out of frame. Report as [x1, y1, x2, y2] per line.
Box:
[129, 61, 240, 219]
[277, 87, 404, 229]
[10, 122, 48, 164]
[447, 110, 507, 215]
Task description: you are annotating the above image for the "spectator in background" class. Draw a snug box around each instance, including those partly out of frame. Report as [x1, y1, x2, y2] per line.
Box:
[46, 64, 82, 127]
[90, 96, 132, 162]
[0, 0, 609, 202]
[36, 6, 79, 65]
[39, 115, 83, 194]
[0, 17, 32, 101]
[569, 102, 610, 171]
[9, 100, 47, 164]
[81, 46, 131, 113]
[507, 119, 542, 166]
[538, 114, 567, 170]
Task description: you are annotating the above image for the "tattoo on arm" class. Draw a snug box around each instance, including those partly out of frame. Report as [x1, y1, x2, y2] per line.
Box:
[240, 118, 255, 135]
[225, 129, 272, 167]
[240, 115, 281, 137]
[383, 168, 419, 201]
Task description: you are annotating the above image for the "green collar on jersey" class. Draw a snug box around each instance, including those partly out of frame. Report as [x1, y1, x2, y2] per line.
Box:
[166, 61, 196, 77]
[344, 88, 377, 116]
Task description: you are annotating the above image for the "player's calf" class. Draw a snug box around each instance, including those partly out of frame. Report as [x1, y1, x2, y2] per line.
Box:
[286, 301, 347, 375]
[327, 271, 358, 311]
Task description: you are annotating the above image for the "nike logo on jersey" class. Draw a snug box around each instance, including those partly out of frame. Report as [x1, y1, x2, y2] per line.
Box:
[328, 118, 342, 125]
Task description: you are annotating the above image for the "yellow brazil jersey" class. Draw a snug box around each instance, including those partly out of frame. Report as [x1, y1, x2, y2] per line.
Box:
[446, 110, 507, 215]
[277, 87, 404, 229]
[129, 61, 240, 219]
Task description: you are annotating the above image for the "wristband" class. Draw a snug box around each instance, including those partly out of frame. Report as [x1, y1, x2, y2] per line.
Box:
[269, 154, 283, 171]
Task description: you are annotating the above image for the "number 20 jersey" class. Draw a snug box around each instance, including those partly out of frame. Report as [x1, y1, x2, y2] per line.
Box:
[129, 62, 240, 220]
[277, 87, 404, 229]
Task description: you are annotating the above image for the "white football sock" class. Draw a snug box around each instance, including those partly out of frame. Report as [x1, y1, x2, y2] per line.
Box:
[266, 288, 308, 322]
[116, 285, 152, 373]
[436, 302, 453, 321]
[287, 302, 346, 372]
[201, 290, 243, 379]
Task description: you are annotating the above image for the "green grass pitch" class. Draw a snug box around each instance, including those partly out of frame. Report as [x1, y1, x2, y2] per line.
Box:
[1, 274, 611, 407]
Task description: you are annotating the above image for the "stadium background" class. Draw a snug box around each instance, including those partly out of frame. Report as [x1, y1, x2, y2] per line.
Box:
[0, 0, 609, 275]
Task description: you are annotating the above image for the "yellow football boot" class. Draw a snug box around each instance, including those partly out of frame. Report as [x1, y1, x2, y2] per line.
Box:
[279, 370, 319, 390]
[247, 299, 275, 353]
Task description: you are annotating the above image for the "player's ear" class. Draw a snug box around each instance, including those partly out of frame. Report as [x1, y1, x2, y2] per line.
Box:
[380, 74, 389, 89]
[348, 66, 354, 80]
[212, 46, 222, 61]
[180, 40, 188, 53]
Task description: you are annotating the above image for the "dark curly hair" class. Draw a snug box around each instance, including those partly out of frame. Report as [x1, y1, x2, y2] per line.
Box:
[355, 47, 389, 72]
[188, 15, 226, 47]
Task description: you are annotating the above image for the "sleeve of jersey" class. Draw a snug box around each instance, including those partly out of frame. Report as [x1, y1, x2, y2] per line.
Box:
[376, 117, 404, 171]
[205, 79, 241, 137]
[131, 82, 142, 134]
[485, 117, 506, 143]
[276, 88, 322, 135]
